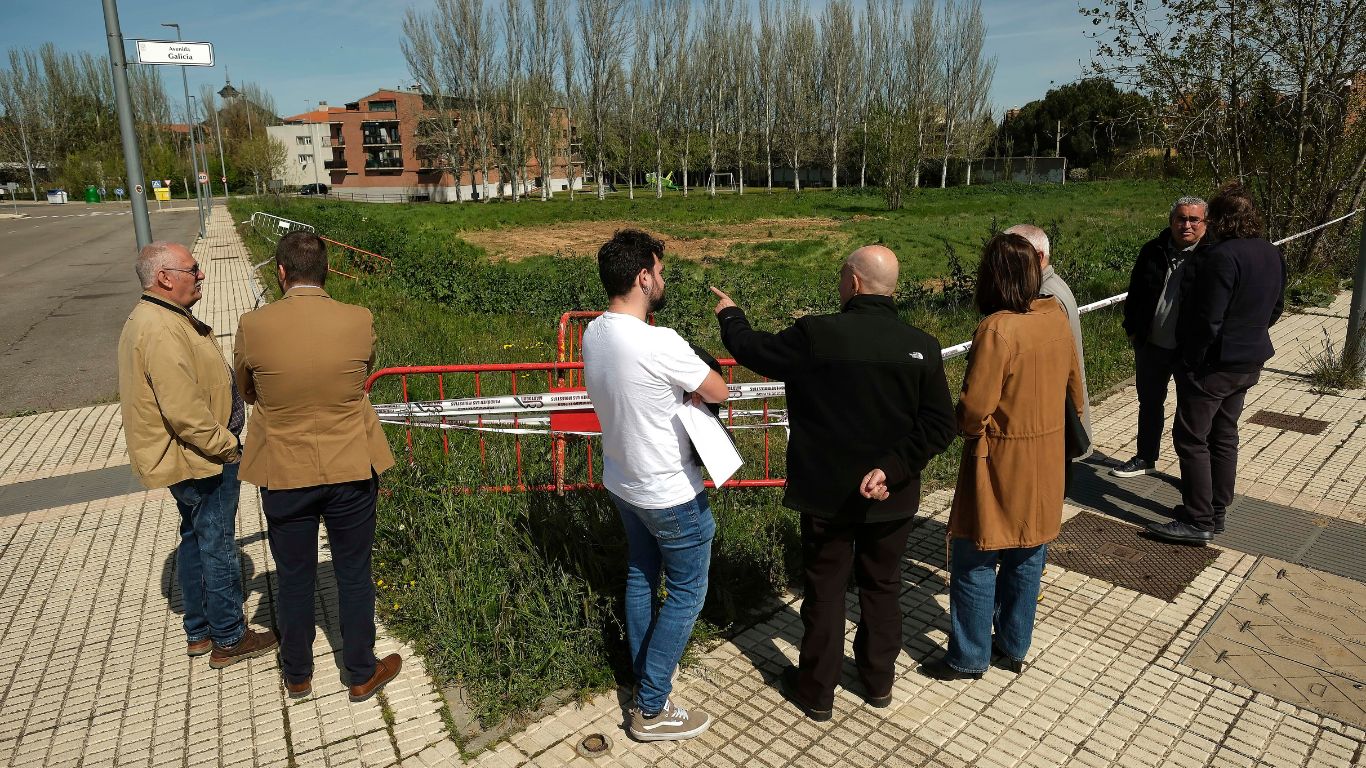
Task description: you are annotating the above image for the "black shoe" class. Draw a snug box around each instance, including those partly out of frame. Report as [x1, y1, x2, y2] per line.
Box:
[917, 657, 983, 681]
[778, 665, 832, 722]
[990, 641, 1025, 674]
[1110, 456, 1155, 478]
[858, 680, 894, 708]
[1145, 519, 1213, 545]
[1213, 511, 1226, 534]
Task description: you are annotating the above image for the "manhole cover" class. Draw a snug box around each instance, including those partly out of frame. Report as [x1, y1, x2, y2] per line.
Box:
[1048, 512, 1218, 601]
[1247, 410, 1329, 435]
[1186, 558, 1366, 728]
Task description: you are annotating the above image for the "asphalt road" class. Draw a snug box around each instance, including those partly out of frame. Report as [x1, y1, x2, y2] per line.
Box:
[0, 203, 202, 414]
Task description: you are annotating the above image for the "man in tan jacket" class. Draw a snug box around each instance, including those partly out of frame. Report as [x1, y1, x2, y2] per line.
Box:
[118, 241, 278, 668]
[234, 231, 398, 702]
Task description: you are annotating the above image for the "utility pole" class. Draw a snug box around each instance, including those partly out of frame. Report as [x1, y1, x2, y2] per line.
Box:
[163, 22, 206, 239]
[103, 0, 152, 249]
[211, 94, 229, 200]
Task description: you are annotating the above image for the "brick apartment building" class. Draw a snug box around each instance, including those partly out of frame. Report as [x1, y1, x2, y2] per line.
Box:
[313, 88, 580, 202]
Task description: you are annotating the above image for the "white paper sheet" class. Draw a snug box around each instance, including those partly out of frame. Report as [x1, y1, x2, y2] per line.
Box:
[677, 401, 743, 487]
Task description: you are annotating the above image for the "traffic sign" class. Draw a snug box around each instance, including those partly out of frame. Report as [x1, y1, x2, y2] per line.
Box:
[133, 184, 143, 194]
[164, 179, 171, 187]
[221, 176, 227, 183]
[152, 180, 162, 189]
[135, 40, 215, 67]
[198, 172, 209, 184]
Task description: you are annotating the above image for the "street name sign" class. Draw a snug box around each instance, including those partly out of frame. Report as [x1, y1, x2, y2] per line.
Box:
[135, 40, 215, 67]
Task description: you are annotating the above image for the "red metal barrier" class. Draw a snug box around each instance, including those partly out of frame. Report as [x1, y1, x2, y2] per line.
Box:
[364, 358, 786, 493]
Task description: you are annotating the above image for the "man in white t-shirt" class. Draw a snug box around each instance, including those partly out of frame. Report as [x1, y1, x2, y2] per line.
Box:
[582, 229, 728, 742]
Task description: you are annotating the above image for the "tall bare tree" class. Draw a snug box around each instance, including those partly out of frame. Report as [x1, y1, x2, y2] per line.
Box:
[1085, 0, 1366, 272]
[755, 0, 781, 192]
[777, 1, 818, 191]
[527, 0, 561, 200]
[403, 8, 468, 201]
[699, 0, 733, 198]
[731, 21, 754, 195]
[558, 0, 579, 200]
[820, 0, 858, 189]
[578, 0, 626, 200]
[906, 0, 938, 188]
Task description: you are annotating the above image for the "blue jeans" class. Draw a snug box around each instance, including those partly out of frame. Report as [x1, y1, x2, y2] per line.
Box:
[168, 462, 245, 647]
[946, 537, 1046, 673]
[610, 491, 715, 715]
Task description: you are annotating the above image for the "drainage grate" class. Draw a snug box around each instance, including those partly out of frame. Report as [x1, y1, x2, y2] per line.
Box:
[1247, 410, 1330, 435]
[1047, 512, 1218, 601]
[1186, 557, 1366, 728]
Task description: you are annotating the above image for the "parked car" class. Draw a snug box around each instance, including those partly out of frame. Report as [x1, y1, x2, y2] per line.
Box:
[299, 183, 329, 196]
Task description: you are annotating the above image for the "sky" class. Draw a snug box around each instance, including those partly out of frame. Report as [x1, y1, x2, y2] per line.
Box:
[0, 0, 1101, 119]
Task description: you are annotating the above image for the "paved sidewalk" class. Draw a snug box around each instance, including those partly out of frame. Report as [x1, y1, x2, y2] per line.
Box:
[0, 208, 453, 768]
[0, 208, 1363, 767]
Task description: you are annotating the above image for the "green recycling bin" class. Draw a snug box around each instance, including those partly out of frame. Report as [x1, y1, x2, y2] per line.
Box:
[84, 185, 99, 204]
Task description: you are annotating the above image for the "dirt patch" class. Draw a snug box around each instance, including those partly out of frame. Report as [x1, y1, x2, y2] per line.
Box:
[460, 216, 853, 261]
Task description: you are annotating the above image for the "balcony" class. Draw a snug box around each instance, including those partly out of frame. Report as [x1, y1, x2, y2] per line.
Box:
[324, 159, 348, 170]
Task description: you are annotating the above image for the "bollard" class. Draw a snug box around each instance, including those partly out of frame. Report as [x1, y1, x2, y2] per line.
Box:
[1348, 219, 1366, 374]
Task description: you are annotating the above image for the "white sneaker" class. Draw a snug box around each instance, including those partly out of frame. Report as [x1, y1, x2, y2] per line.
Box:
[628, 698, 712, 742]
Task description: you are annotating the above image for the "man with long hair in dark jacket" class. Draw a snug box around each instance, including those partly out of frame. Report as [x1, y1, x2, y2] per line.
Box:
[710, 245, 955, 721]
[1148, 184, 1286, 544]
[1112, 196, 1210, 478]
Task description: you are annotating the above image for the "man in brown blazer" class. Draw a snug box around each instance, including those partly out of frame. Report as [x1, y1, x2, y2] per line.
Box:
[234, 231, 399, 702]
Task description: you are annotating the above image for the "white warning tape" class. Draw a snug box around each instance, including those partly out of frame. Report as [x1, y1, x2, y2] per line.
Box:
[372, 381, 787, 421]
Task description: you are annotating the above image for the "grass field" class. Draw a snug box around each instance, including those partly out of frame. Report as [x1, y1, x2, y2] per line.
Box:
[229, 179, 1183, 737]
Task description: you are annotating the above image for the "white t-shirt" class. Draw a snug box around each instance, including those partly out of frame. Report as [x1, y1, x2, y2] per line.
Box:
[582, 312, 711, 509]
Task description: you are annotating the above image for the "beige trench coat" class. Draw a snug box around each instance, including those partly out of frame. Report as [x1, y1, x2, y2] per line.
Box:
[949, 299, 1085, 551]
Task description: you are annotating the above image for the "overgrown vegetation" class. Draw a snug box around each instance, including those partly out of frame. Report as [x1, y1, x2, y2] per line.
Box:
[1304, 327, 1365, 393]
[230, 180, 1193, 731]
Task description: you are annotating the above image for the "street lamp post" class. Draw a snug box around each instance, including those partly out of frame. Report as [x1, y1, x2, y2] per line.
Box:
[163, 22, 205, 239]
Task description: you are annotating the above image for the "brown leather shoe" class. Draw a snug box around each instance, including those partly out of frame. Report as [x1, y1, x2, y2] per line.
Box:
[187, 638, 212, 657]
[349, 653, 401, 703]
[209, 629, 279, 670]
[285, 677, 312, 699]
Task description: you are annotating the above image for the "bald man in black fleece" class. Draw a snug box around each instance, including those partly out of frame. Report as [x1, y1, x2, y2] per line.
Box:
[711, 245, 955, 721]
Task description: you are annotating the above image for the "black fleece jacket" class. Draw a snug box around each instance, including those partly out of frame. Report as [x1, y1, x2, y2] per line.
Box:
[717, 294, 955, 523]
[1122, 228, 1209, 345]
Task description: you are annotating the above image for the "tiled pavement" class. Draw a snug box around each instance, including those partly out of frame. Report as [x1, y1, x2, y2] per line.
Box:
[0, 208, 452, 768]
[0, 207, 1364, 766]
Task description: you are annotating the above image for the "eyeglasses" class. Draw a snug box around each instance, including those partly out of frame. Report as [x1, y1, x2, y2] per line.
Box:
[163, 263, 203, 277]
[1173, 217, 1205, 225]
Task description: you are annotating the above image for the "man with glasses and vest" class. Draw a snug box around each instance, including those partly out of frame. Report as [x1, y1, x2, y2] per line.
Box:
[118, 241, 278, 669]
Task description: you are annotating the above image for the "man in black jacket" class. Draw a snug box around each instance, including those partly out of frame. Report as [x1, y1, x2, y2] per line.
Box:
[711, 245, 955, 720]
[1148, 185, 1286, 544]
[1113, 196, 1209, 478]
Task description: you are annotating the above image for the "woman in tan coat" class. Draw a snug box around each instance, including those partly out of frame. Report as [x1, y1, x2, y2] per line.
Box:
[921, 233, 1085, 680]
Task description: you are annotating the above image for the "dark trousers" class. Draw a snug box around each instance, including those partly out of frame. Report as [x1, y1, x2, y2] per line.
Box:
[1173, 368, 1259, 531]
[262, 476, 379, 686]
[797, 514, 915, 709]
[1134, 342, 1180, 462]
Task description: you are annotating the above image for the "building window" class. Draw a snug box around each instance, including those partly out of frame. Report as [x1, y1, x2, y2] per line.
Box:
[361, 121, 401, 146]
[299, 154, 312, 164]
[368, 99, 396, 112]
[296, 135, 312, 145]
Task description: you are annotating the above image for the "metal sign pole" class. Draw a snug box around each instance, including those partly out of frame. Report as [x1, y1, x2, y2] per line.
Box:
[102, 0, 152, 249]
